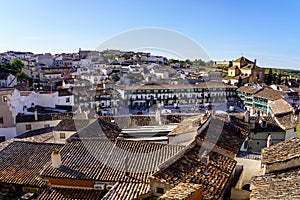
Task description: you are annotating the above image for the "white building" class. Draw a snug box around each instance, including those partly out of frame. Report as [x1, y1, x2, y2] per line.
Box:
[81, 73, 105, 85]
[0, 74, 17, 88]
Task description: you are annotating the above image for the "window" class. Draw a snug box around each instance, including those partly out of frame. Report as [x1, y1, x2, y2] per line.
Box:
[60, 132, 66, 139]
[294, 128, 297, 132]
[0, 117, 3, 124]
[25, 124, 32, 131]
[157, 187, 164, 194]
[66, 97, 70, 103]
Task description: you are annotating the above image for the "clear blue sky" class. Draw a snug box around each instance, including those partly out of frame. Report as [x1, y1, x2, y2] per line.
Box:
[1, 0, 300, 69]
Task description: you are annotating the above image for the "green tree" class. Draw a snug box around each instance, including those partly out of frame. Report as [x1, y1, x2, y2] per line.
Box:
[185, 59, 192, 65]
[16, 71, 29, 81]
[10, 58, 25, 72]
[113, 75, 120, 82]
[267, 68, 273, 84]
[237, 76, 243, 87]
[275, 71, 282, 84]
[168, 58, 175, 64]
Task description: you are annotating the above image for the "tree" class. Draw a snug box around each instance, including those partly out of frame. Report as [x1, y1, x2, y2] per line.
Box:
[267, 68, 273, 84]
[249, 76, 257, 83]
[185, 59, 192, 65]
[275, 71, 282, 84]
[168, 58, 175, 64]
[16, 71, 29, 81]
[10, 58, 25, 72]
[113, 75, 120, 83]
[237, 76, 243, 87]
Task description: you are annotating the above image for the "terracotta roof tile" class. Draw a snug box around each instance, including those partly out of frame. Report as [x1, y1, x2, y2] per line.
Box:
[269, 99, 293, 115]
[160, 183, 202, 200]
[54, 119, 91, 131]
[0, 132, 55, 152]
[0, 141, 63, 187]
[251, 168, 300, 199]
[253, 116, 284, 133]
[253, 88, 285, 101]
[274, 112, 299, 130]
[102, 182, 150, 200]
[41, 139, 184, 183]
[196, 117, 249, 155]
[37, 187, 104, 200]
[261, 137, 300, 165]
[151, 144, 236, 200]
[237, 86, 262, 94]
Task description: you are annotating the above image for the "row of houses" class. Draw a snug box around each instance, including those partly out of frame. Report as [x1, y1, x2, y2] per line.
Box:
[237, 85, 300, 115]
[0, 88, 75, 140]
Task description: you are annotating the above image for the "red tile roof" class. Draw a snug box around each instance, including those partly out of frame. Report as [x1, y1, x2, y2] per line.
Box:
[253, 88, 285, 101]
[251, 168, 300, 199]
[41, 139, 184, 183]
[0, 141, 63, 187]
[261, 137, 300, 165]
[102, 182, 150, 200]
[37, 187, 104, 200]
[196, 117, 249, 155]
[151, 145, 236, 200]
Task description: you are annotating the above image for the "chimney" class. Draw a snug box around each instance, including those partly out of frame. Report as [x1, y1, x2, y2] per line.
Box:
[155, 104, 162, 126]
[250, 116, 256, 130]
[51, 149, 61, 168]
[227, 114, 231, 122]
[34, 108, 38, 121]
[124, 156, 129, 176]
[244, 111, 250, 123]
[201, 150, 209, 165]
[77, 105, 82, 113]
[267, 134, 272, 148]
[254, 59, 257, 67]
[83, 111, 88, 119]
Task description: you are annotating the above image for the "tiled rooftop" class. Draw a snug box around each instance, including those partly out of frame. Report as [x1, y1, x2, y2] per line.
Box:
[237, 86, 262, 94]
[233, 56, 254, 63]
[54, 119, 91, 131]
[69, 118, 121, 140]
[152, 145, 236, 200]
[196, 117, 249, 155]
[253, 88, 285, 101]
[251, 167, 300, 200]
[41, 139, 184, 183]
[0, 141, 63, 187]
[261, 137, 300, 165]
[160, 183, 202, 200]
[253, 116, 284, 133]
[0, 132, 55, 152]
[274, 112, 299, 130]
[268, 99, 293, 115]
[102, 182, 150, 200]
[37, 187, 104, 200]
[99, 115, 159, 128]
[168, 114, 209, 136]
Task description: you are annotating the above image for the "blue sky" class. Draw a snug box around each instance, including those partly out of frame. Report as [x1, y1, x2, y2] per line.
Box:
[1, 0, 300, 69]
